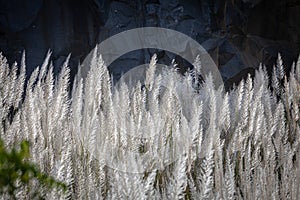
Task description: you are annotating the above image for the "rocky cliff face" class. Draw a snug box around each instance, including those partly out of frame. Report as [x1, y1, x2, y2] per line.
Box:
[0, 0, 299, 88]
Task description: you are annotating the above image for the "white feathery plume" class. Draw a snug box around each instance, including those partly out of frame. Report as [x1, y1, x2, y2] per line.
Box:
[145, 54, 157, 91]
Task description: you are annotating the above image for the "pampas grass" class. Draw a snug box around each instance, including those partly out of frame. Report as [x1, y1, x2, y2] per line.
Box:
[0, 51, 299, 199]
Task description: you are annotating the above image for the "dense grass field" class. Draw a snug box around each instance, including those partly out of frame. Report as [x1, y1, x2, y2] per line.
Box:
[0, 52, 299, 199]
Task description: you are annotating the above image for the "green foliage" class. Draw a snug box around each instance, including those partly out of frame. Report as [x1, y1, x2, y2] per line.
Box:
[0, 139, 66, 199]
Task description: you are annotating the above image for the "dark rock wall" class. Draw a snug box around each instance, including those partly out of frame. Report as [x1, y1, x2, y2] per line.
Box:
[0, 0, 299, 88]
[0, 0, 108, 78]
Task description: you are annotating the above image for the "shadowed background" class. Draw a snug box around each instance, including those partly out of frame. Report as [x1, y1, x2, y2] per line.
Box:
[0, 0, 299, 89]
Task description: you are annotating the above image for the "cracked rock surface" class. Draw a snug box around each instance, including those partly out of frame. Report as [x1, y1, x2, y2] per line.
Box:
[0, 0, 299, 88]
